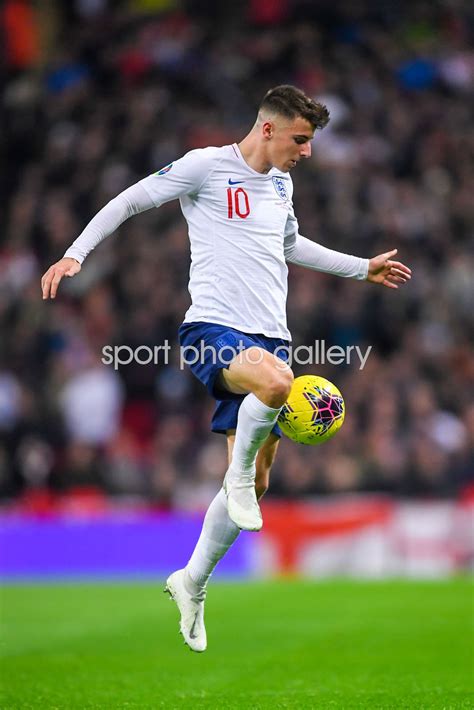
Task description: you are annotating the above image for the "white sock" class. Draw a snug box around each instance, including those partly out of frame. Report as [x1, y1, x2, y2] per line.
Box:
[230, 393, 281, 475]
[186, 488, 240, 589]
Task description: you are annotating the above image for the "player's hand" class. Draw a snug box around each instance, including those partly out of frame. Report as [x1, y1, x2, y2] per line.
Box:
[41, 257, 81, 299]
[367, 249, 411, 289]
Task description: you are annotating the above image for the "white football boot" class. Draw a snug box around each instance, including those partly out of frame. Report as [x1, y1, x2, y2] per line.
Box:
[164, 569, 207, 652]
[223, 468, 263, 532]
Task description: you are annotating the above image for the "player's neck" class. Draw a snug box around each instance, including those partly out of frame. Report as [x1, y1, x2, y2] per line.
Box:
[237, 133, 272, 174]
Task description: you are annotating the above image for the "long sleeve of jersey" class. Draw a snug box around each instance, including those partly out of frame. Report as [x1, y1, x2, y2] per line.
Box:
[64, 149, 215, 263]
[283, 209, 369, 280]
[64, 183, 154, 264]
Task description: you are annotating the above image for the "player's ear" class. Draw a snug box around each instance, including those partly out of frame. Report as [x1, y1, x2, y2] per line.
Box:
[262, 121, 274, 140]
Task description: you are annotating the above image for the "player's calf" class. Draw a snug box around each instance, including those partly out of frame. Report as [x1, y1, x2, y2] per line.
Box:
[256, 477, 269, 500]
[255, 431, 279, 500]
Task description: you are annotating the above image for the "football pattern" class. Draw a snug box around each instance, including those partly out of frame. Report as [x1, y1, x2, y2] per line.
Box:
[278, 375, 345, 445]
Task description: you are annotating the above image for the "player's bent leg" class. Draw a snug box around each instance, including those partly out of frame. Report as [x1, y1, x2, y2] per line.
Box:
[220, 349, 291, 531]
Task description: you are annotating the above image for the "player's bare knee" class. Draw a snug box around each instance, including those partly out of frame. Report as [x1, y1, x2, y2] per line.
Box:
[283, 366, 294, 393]
[263, 367, 293, 405]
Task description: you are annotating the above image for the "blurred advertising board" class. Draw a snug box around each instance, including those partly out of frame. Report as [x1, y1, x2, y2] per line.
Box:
[1, 493, 472, 579]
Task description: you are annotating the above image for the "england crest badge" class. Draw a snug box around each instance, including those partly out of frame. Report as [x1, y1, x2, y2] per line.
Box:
[272, 176, 289, 201]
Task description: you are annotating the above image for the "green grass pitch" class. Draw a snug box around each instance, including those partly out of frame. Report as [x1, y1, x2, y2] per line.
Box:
[1, 579, 472, 709]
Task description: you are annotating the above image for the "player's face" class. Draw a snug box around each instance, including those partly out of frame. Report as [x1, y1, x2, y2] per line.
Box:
[266, 116, 315, 172]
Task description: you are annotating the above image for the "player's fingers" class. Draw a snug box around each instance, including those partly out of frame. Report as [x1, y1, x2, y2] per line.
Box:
[41, 270, 53, 299]
[41, 269, 49, 290]
[390, 265, 410, 274]
[49, 270, 64, 299]
[389, 261, 412, 276]
[389, 269, 410, 281]
[386, 273, 405, 284]
[383, 278, 398, 289]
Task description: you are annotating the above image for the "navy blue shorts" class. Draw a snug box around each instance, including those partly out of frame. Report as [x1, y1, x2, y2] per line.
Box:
[178, 321, 290, 436]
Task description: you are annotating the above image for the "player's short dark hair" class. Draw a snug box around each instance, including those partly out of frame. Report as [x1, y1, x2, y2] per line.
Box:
[259, 85, 329, 130]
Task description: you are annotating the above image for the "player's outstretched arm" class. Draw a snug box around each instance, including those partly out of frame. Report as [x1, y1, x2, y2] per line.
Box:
[41, 257, 81, 300]
[40, 149, 217, 301]
[40, 182, 155, 300]
[367, 249, 411, 289]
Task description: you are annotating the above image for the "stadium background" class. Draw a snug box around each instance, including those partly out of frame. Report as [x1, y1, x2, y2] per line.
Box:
[1, 0, 473, 575]
[1, 2, 473, 708]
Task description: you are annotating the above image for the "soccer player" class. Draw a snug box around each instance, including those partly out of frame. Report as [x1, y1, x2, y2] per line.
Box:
[41, 85, 411, 652]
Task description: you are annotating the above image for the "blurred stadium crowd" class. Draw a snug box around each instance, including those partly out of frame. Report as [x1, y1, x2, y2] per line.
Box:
[1, 0, 473, 511]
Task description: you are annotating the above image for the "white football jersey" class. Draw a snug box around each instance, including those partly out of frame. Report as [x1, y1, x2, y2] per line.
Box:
[65, 142, 367, 340]
[139, 144, 297, 339]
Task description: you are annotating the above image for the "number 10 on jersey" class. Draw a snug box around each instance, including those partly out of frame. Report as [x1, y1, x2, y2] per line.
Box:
[227, 187, 250, 219]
